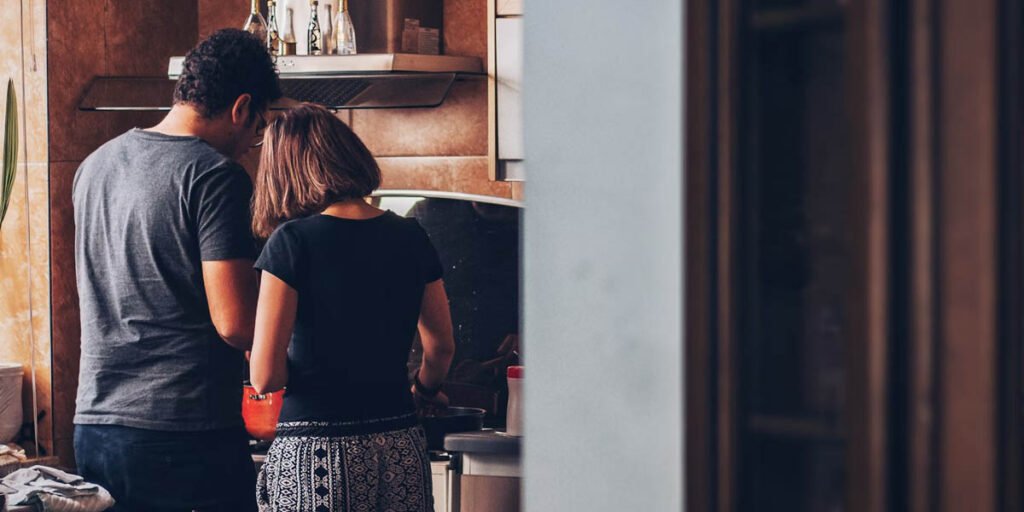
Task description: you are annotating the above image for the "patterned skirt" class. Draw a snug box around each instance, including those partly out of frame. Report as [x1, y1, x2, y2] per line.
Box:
[256, 414, 434, 512]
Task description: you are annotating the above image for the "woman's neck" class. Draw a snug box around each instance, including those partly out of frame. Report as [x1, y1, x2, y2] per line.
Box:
[321, 199, 385, 220]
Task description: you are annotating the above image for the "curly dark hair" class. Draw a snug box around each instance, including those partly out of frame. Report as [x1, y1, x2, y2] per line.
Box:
[173, 29, 282, 118]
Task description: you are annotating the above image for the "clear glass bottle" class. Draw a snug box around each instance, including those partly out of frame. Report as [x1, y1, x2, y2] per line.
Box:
[307, 0, 322, 56]
[242, 0, 268, 43]
[280, 7, 297, 56]
[322, 4, 335, 55]
[266, 0, 280, 56]
[335, 0, 357, 55]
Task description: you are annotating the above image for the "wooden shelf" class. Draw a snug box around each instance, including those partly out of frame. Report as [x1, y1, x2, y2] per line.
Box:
[750, 5, 845, 32]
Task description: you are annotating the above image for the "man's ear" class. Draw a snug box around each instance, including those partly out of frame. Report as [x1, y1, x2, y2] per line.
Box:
[231, 94, 254, 126]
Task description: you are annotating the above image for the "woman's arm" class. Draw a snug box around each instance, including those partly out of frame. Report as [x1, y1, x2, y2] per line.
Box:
[249, 271, 297, 394]
[417, 279, 456, 390]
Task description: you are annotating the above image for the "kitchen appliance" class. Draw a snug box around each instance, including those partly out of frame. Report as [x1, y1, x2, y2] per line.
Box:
[445, 430, 522, 512]
[421, 406, 486, 451]
[423, 407, 488, 512]
[80, 46, 482, 112]
[431, 456, 456, 512]
[242, 385, 284, 441]
[175, 53, 480, 110]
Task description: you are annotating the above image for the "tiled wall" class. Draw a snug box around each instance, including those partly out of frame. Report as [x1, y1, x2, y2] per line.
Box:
[47, 0, 512, 468]
[0, 0, 51, 458]
[353, 0, 516, 198]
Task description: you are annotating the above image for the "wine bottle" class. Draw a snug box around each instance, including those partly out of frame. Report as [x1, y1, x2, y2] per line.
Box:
[280, 7, 297, 56]
[242, 0, 268, 43]
[323, 4, 336, 55]
[335, 0, 357, 55]
[307, 0, 322, 56]
[266, 1, 280, 55]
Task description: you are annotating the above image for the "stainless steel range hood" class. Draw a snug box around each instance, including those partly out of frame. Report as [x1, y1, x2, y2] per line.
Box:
[79, 54, 484, 111]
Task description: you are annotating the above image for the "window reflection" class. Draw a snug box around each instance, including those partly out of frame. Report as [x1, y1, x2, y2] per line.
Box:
[376, 193, 522, 422]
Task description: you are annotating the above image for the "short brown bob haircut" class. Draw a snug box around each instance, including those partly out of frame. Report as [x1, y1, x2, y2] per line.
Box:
[252, 103, 382, 238]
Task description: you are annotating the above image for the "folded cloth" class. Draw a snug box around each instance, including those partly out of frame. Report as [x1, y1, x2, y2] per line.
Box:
[0, 443, 28, 478]
[0, 465, 114, 512]
[0, 444, 27, 461]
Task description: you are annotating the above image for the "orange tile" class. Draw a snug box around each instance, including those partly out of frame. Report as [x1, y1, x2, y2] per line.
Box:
[49, 0, 190, 162]
[445, 0, 488, 60]
[199, 0, 250, 40]
[48, 161, 81, 455]
[104, 0, 199, 75]
[48, 0, 107, 162]
[351, 79, 487, 157]
[378, 156, 512, 198]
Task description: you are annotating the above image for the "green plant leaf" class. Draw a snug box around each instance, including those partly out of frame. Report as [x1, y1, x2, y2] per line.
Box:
[0, 79, 18, 231]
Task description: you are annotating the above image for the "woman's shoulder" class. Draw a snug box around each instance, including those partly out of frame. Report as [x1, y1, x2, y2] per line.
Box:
[270, 217, 309, 235]
[272, 211, 426, 237]
[263, 218, 315, 248]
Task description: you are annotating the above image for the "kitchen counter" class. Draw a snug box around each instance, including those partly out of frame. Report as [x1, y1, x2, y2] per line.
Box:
[444, 430, 522, 512]
[444, 429, 521, 456]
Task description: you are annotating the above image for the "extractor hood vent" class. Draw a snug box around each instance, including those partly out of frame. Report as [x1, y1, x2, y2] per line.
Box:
[168, 54, 483, 76]
[79, 54, 483, 112]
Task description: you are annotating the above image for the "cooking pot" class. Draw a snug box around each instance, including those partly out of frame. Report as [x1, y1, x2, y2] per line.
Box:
[420, 406, 486, 451]
[242, 385, 284, 441]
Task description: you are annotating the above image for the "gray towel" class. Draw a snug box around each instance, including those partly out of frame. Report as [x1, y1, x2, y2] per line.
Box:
[0, 465, 114, 512]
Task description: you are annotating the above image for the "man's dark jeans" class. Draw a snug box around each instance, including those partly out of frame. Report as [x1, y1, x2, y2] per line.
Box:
[74, 424, 257, 512]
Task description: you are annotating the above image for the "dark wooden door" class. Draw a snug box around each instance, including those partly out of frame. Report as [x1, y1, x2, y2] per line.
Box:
[686, 0, 1010, 510]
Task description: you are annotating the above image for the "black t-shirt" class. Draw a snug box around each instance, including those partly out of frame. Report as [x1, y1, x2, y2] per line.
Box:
[254, 212, 443, 423]
[73, 129, 256, 431]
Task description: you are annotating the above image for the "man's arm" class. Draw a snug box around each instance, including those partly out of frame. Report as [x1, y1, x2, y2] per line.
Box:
[203, 259, 259, 351]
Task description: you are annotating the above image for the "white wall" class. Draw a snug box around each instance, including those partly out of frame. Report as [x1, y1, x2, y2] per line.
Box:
[522, 0, 685, 510]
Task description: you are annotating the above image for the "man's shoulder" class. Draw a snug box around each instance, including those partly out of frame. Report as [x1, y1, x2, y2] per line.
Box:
[78, 130, 135, 167]
[74, 131, 138, 192]
[82, 129, 237, 171]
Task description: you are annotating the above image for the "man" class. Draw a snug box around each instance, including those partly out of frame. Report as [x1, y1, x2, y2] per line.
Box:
[72, 29, 281, 511]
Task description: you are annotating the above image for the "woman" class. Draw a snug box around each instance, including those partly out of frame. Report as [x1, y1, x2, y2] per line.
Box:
[249, 104, 455, 511]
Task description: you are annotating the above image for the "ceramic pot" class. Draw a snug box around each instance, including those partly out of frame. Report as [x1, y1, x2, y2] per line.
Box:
[242, 385, 284, 441]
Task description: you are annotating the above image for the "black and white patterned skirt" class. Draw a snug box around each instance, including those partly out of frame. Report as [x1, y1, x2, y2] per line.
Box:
[256, 414, 433, 512]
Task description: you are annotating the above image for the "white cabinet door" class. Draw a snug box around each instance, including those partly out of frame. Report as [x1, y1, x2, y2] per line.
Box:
[431, 460, 450, 512]
[496, 17, 524, 170]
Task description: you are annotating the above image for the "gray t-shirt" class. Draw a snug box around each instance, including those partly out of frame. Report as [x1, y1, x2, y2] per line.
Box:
[73, 129, 256, 431]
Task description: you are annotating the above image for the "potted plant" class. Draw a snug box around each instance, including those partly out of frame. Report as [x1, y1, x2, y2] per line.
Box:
[0, 78, 24, 452]
[0, 79, 18, 230]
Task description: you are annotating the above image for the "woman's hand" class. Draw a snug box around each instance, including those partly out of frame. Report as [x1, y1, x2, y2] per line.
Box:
[411, 385, 450, 415]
